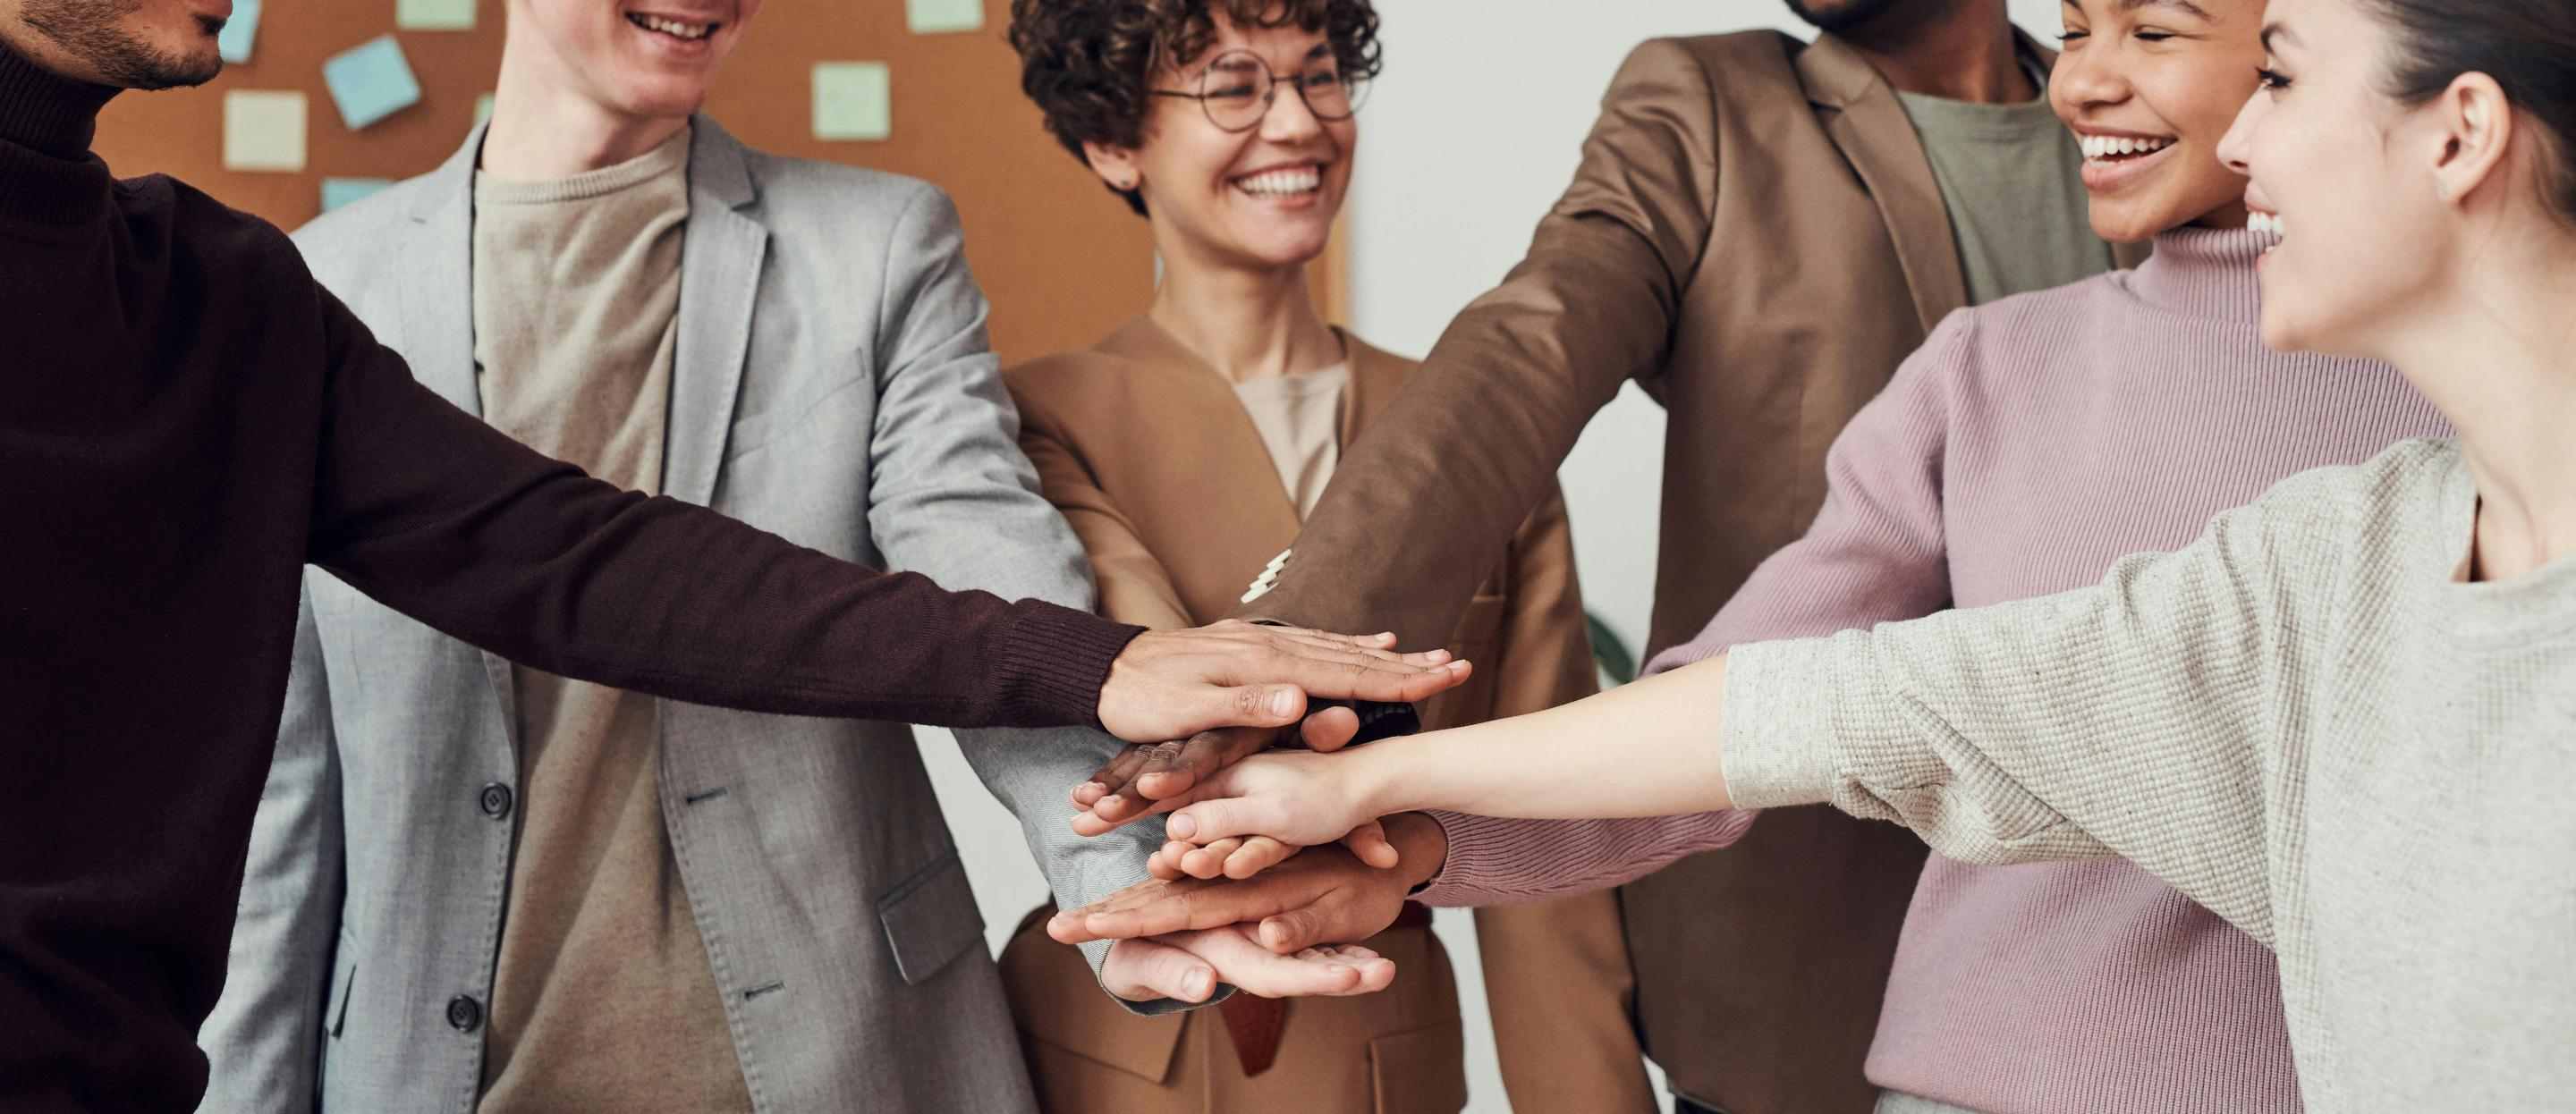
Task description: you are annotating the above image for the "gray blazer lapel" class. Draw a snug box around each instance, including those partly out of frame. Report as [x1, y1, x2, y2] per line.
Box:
[402, 122, 521, 741]
[665, 117, 768, 505]
[399, 122, 487, 416]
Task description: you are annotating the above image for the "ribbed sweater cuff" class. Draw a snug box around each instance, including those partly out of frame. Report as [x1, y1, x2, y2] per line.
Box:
[1719, 634, 1867, 810]
[993, 599, 1144, 730]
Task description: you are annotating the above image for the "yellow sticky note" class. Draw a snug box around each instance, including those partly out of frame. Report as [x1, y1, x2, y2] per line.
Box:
[474, 92, 495, 126]
[396, 0, 476, 30]
[812, 63, 891, 141]
[906, 0, 983, 33]
[223, 89, 306, 173]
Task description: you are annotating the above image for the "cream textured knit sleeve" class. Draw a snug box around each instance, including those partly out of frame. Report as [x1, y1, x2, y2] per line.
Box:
[1721, 460, 2372, 946]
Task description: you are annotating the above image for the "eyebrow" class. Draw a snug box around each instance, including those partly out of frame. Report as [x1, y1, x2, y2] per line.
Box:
[2259, 21, 2301, 51]
[2117, 0, 2214, 18]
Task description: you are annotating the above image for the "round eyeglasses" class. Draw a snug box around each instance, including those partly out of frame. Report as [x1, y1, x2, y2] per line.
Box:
[1148, 49, 1370, 133]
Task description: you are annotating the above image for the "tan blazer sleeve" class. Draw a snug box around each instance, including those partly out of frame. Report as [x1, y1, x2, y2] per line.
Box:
[1469, 490, 1660, 1114]
[1241, 38, 1724, 645]
[1014, 396, 1197, 632]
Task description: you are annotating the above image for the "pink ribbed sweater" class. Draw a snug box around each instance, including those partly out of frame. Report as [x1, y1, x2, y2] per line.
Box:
[1416, 229, 2447, 1114]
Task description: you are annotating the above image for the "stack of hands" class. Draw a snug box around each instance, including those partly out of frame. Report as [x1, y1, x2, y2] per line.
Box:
[1078, 621, 1475, 1005]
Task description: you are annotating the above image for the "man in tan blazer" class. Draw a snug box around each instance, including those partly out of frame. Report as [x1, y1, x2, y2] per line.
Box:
[1067, 2, 2152, 1111]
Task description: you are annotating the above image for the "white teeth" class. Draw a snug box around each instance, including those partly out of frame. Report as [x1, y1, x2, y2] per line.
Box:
[2081, 134, 2174, 161]
[629, 13, 712, 39]
[2247, 211, 2287, 238]
[1235, 168, 1321, 197]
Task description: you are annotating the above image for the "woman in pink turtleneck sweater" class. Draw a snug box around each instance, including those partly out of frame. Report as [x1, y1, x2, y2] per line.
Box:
[1151, 2, 2444, 1112]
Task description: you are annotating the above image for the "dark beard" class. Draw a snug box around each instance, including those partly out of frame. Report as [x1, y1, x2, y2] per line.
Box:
[20, 0, 220, 89]
[1782, 0, 1911, 34]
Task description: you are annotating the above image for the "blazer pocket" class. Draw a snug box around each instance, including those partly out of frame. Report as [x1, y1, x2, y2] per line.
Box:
[325, 952, 358, 1039]
[877, 852, 984, 985]
[1368, 1018, 1467, 1113]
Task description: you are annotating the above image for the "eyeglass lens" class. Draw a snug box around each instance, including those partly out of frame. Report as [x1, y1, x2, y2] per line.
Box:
[1197, 50, 1367, 131]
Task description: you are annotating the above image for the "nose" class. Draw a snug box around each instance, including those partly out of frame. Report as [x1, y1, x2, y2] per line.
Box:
[2216, 91, 2262, 176]
[2049, 38, 2131, 115]
[1258, 77, 1324, 142]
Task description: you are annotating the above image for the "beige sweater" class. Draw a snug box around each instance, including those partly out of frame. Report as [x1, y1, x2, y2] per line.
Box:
[1724, 438, 2576, 1113]
[467, 126, 752, 1114]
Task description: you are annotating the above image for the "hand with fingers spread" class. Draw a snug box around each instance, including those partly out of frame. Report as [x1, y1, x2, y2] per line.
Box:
[1092, 620, 1467, 744]
[1099, 923, 1397, 1002]
[1053, 816, 1448, 955]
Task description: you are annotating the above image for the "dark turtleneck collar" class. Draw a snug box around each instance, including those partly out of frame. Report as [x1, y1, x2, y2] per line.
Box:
[0, 36, 122, 232]
[0, 33, 117, 158]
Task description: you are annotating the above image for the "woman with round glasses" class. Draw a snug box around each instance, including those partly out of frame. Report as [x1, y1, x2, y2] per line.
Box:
[993, 2, 1654, 1112]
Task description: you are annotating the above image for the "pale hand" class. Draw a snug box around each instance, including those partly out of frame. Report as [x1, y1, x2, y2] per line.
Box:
[1090, 620, 1467, 748]
[1100, 924, 1394, 1002]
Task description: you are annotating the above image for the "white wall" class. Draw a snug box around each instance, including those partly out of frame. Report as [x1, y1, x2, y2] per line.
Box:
[921, 3, 2070, 1110]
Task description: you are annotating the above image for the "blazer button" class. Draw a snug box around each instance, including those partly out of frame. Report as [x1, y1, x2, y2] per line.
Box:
[445, 994, 483, 1033]
[478, 783, 513, 820]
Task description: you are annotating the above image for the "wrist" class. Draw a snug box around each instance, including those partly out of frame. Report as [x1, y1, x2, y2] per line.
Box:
[1381, 811, 1448, 890]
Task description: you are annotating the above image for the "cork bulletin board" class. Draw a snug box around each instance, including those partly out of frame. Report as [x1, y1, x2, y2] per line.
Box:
[86, 0, 1345, 363]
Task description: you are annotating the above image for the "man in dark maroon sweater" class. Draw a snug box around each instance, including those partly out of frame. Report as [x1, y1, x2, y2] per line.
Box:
[0, 3, 1465, 1110]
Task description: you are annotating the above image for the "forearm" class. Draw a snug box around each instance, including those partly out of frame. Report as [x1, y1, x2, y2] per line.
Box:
[1355, 656, 1737, 822]
[1413, 808, 1755, 906]
[309, 310, 1140, 728]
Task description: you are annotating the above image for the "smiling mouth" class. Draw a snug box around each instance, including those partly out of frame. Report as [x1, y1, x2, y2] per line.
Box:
[627, 13, 718, 41]
[2079, 134, 2177, 165]
[1233, 165, 1323, 199]
[2248, 209, 2287, 251]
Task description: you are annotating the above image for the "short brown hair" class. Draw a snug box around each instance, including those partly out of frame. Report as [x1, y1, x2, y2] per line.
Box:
[1008, 0, 1384, 216]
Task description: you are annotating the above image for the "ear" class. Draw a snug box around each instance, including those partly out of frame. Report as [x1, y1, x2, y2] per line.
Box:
[2427, 71, 2515, 207]
[1082, 140, 1144, 196]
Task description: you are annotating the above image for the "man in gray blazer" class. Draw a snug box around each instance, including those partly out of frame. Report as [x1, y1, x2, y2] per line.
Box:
[195, 8, 1394, 1113]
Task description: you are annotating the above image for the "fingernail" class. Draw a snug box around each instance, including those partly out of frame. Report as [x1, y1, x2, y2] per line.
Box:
[1169, 814, 1197, 840]
[1267, 688, 1296, 718]
[1185, 969, 1214, 999]
[1098, 795, 1123, 811]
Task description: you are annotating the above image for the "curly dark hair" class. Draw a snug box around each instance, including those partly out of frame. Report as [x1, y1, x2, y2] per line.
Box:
[1008, 0, 1384, 216]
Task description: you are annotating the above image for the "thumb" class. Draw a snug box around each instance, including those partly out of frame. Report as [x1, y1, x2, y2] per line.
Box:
[1165, 796, 1268, 844]
[1258, 906, 1331, 955]
[1102, 939, 1218, 1003]
[1210, 684, 1305, 732]
[1300, 705, 1361, 752]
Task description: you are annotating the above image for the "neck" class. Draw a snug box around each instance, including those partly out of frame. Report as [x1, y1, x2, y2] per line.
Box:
[1147, 241, 1341, 384]
[0, 31, 119, 158]
[1837, 0, 2034, 104]
[479, 41, 688, 180]
[2381, 243, 2576, 581]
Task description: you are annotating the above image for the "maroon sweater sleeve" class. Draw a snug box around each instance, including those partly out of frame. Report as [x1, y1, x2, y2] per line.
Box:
[301, 289, 1142, 729]
[1416, 314, 1969, 905]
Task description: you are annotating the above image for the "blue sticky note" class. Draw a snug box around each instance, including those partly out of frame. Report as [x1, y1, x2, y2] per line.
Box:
[322, 35, 423, 131]
[216, 0, 260, 64]
[812, 62, 892, 141]
[321, 177, 394, 213]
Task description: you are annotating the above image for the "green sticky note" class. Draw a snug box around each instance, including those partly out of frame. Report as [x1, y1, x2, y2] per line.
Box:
[323, 35, 424, 131]
[216, 0, 260, 64]
[474, 92, 495, 127]
[321, 177, 394, 212]
[396, 0, 476, 30]
[906, 0, 983, 33]
[223, 89, 306, 172]
[812, 62, 892, 141]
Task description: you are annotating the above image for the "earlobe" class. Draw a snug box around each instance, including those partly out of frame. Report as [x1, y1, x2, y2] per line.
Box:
[1081, 141, 1142, 193]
